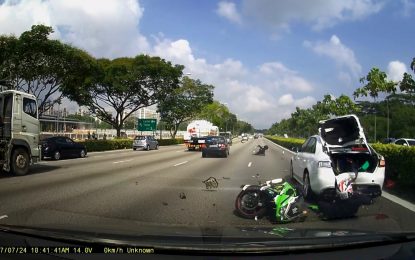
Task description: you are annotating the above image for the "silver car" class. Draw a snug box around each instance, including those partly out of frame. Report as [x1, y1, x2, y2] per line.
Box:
[290, 115, 385, 201]
[133, 135, 159, 151]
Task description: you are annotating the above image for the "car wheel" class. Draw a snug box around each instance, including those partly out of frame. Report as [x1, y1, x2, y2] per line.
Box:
[11, 148, 30, 176]
[202, 152, 206, 158]
[146, 145, 150, 151]
[133, 147, 137, 151]
[53, 151, 61, 160]
[303, 171, 312, 200]
[80, 149, 86, 158]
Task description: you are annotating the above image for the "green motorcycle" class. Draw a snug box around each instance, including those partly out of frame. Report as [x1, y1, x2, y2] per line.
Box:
[235, 178, 307, 223]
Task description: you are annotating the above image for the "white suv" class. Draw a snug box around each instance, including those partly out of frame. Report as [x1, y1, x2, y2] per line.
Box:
[290, 115, 385, 201]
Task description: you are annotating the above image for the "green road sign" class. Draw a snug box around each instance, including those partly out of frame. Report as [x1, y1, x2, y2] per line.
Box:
[137, 118, 157, 131]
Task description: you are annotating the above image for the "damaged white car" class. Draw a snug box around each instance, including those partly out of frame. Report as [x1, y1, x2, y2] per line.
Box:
[290, 115, 385, 201]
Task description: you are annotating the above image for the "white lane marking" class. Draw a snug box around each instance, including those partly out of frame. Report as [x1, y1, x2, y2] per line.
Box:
[382, 191, 415, 213]
[267, 139, 295, 154]
[113, 159, 133, 164]
[174, 161, 188, 167]
[0, 215, 8, 220]
[248, 162, 252, 167]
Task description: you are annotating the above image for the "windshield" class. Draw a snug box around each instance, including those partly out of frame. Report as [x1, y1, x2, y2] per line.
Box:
[408, 140, 415, 146]
[0, 0, 415, 256]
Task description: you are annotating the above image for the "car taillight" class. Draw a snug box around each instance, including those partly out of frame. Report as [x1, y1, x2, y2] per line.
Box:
[219, 144, 226, 149]
[378, 157, 385, 167]
[352, 147, 368, 151]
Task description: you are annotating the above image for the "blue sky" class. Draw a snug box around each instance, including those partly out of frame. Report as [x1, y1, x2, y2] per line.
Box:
[0, 0, 414, 128]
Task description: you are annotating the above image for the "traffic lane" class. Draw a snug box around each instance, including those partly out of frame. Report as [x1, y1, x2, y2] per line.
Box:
[0, 139, 412, 233]
[0, 144, 188, 183]
[0, 138, 270, 228]
[0, 144, 187, 180]
[31, 138, 297, 227]
[0, 145, 202, 216]
[28, 138, 410, 231]
[37, 144, 186, 167]
[264, 138, 415, 231]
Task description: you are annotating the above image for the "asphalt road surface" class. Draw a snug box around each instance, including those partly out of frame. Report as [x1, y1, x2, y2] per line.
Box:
[0, 138, 414, 235]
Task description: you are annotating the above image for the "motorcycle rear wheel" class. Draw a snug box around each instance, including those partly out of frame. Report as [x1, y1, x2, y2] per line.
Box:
[235, 186, 267, 219]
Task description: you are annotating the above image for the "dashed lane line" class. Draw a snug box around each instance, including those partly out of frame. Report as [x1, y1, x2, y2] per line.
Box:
[113, 159, 133, 164]
[174, 161, 188, 167]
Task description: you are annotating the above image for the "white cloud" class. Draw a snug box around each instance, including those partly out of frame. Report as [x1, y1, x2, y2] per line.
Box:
[304, 35, 362, 82]
[294, 96, 317, 108]
[0, 0, 149, 58]
[259, 63, 314, 92]
[150, 38, 316, 128]
[241, 0, 384, 31]
[278, 94, 294, 106]
[0, 0, 318, 128]
[216, 1, 242, 24]
[387, 60, 407, 82]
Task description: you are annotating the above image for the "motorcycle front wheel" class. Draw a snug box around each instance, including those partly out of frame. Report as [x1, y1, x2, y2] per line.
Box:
[235, 186, 267, 219]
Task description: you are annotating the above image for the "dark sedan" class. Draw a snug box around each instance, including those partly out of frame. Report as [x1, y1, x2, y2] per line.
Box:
[42, 136, 87, 160]
[201, 136, 230, 158]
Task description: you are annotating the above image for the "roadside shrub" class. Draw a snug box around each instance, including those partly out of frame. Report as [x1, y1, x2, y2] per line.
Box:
[265, 136, 305, 150]
[371, 143, 415, 186]
[77, 139, 133, 152]
[157, 138, 184, 146]
[76, 138, 183, 152]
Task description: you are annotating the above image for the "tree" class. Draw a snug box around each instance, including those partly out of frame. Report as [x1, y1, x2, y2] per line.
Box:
[197, 101, 232, 130]
[400, 72, 415, 105]
[235, 120, 254, 135]
[353, 67, 397, 141]
[72, 55, 184, 137]
[158, 76, 214, 139]
[317, 94, 360, 116]
[123, 116, 137, 130]
[0, 25, 97, 115]
[400, 57, 415, 105]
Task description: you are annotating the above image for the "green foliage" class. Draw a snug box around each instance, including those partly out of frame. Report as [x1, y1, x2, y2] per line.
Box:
[354, 67, 397, 100]
[400, 72, 415, 94]
[79, 139, 133, 152]
[372, 143, 415, 186]
[0, 25, 97, 115]
[158, 76, 214, 138]
[268, 94, 358, 138]
[73, 55, 184, 137]
[235, 120, 254, 135]
[157, 138, 184, 145]
[77, 138, 183, 152]
[265, 136, 305, 149]
[357, 95, 415, 141]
